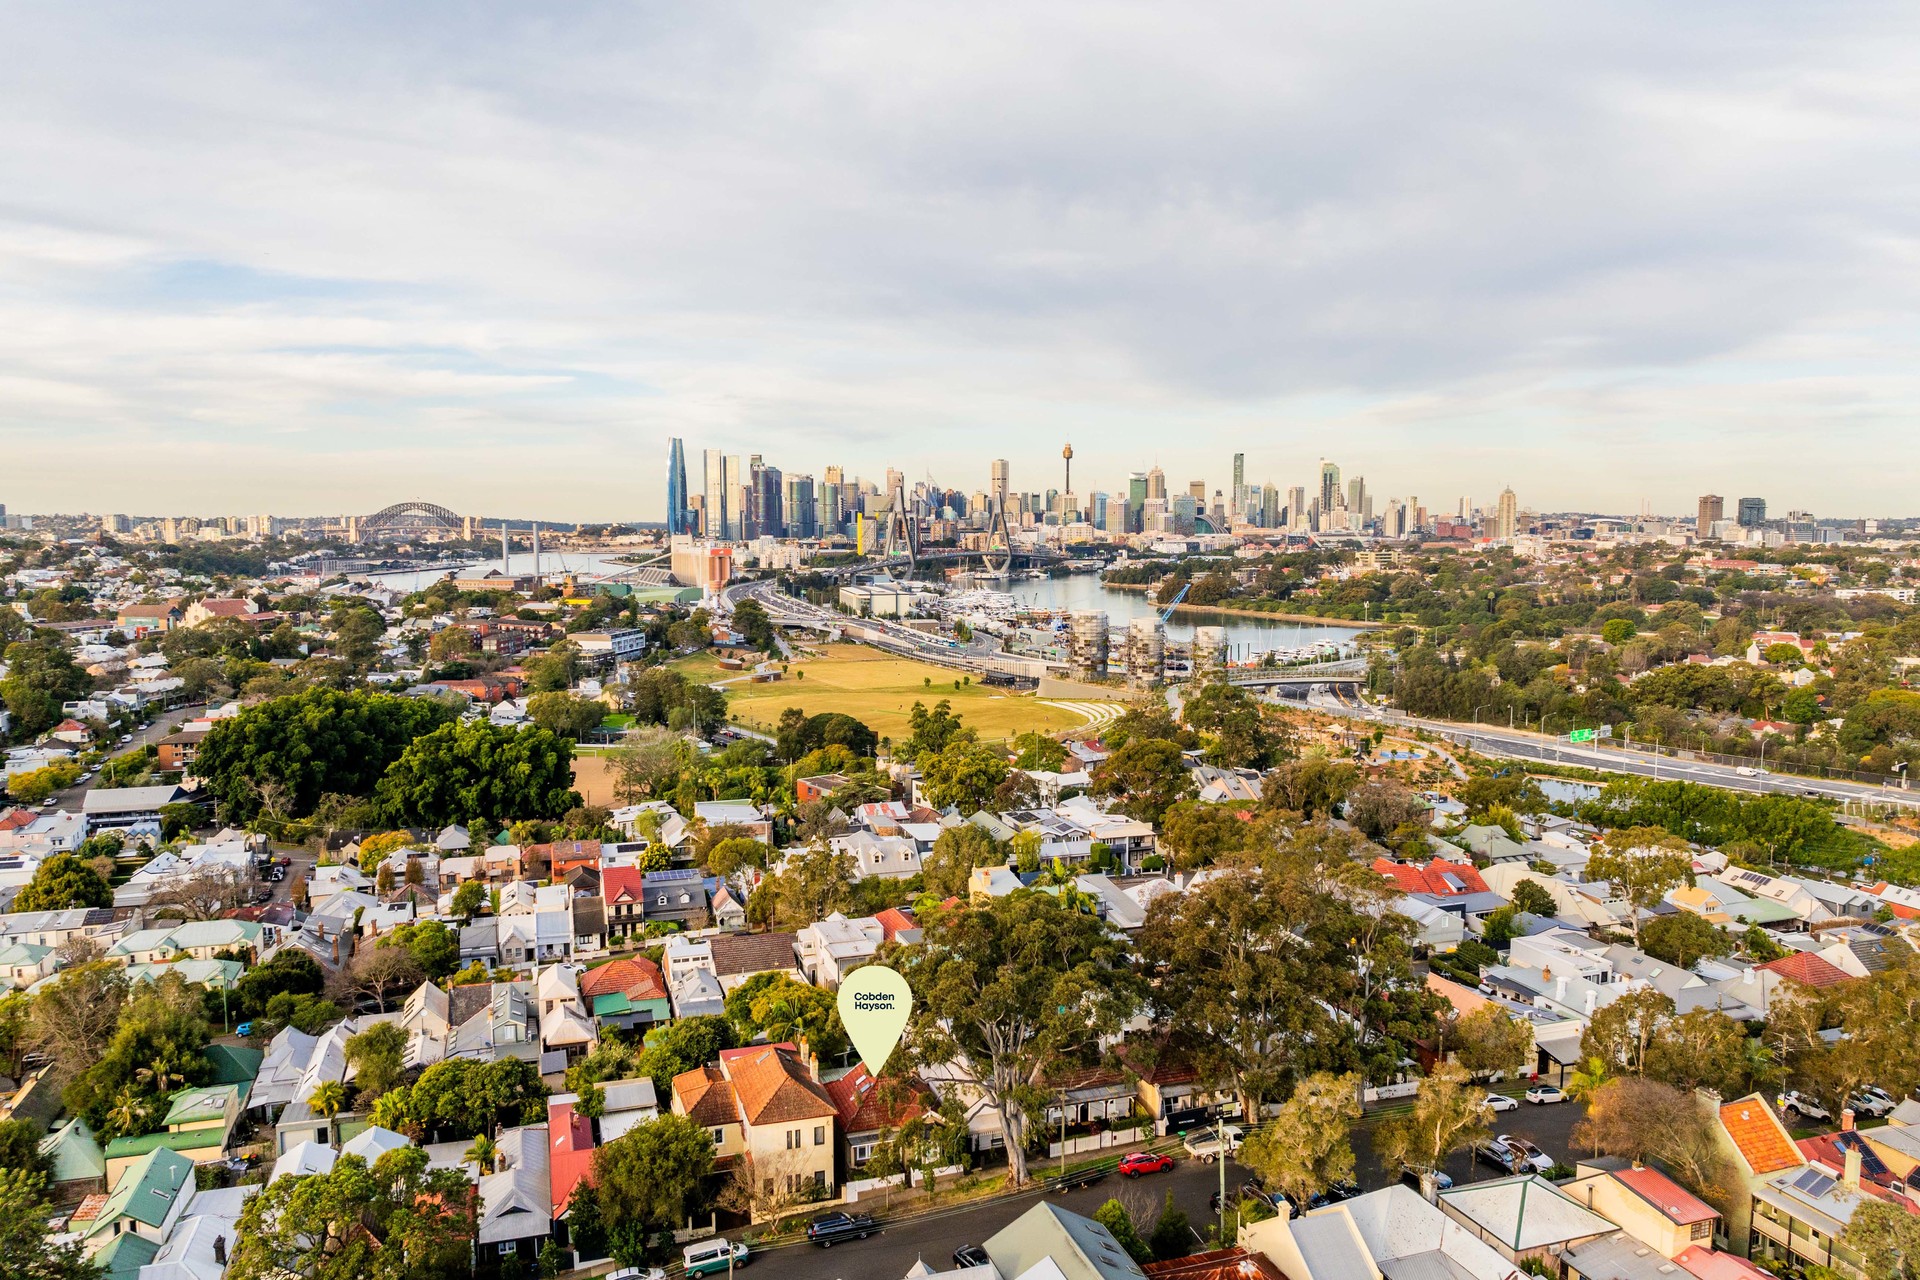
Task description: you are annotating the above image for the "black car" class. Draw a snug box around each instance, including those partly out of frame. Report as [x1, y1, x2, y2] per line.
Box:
[1306, 1181, 1360, 1211]
[953, 1245, 991, 1269]
[1211, 1182, 1285, 1216]
[806, 1212, 877, 1246]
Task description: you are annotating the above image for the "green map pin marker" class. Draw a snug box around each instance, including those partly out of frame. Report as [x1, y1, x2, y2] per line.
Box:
[837, 965, 913, 1076]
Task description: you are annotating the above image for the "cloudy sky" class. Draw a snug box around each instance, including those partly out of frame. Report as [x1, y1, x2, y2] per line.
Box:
[5, 2, 1920, 521]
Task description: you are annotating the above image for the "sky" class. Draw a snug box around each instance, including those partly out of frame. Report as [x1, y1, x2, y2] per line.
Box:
[5, 2, 1920, 521]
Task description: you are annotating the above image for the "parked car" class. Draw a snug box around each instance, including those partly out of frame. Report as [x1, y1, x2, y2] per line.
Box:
[1480, 1135, 1552, 1174]
[1118, 1153, 1175, 1178]
[683, 1238, 751, 1277]
[608, 1269, 666, 1280]
[1306, 1181, 1361, 1211]
[235, 1022, 253, 1037]
[1484, 1092, 1520, 1112]
[1781, 1091, 1832, 1121]
[953, 1246, 991, 1269]
[1850, 1087, 1899, 1118]
[1211, 1182, 1288, 1216]
[1183, 1124, 1245, 1164]
[806, 1212, 877, 1246]
[1400, 1166, 1456, 1192]
[1525, 1085, 1568, 1105]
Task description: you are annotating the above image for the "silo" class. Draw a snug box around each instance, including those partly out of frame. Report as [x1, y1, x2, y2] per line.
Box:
[1126, 617, 1165, 689]
[1067, 611, 1110, 681]
[1192, 625, 1229, 683]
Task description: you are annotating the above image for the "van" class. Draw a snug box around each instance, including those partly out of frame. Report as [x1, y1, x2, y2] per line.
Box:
[684, 1237, 751, 1276]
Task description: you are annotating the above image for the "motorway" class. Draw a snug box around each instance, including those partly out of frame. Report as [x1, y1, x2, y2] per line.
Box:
[770, 1094, 1589, 1280]
[723, 579, 1034, 677]
[1291, 685, 1920, 810]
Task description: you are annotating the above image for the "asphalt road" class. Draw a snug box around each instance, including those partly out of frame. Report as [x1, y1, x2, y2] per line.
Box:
[1296, 687, 1920, 809]
[44, 702, 205, 812]
[769, 1096, 1589, 1280]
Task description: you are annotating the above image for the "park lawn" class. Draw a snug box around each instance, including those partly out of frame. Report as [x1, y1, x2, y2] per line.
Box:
[711, 643, 1091, 744]
[599, 712, 636, 730]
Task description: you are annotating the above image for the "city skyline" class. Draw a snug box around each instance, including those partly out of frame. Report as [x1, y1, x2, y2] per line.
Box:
[7, 5, 1920, 517]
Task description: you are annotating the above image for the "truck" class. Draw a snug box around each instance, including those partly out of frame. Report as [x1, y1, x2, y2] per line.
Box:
[1182, 1123, 1244, 1164]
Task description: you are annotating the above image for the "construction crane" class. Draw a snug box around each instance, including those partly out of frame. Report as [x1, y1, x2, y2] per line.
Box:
[1158, 581, 1191, 623]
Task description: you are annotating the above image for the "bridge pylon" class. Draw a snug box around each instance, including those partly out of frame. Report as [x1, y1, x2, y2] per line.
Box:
[981, 497, 1013, 576]
[880, 483, 919, 569]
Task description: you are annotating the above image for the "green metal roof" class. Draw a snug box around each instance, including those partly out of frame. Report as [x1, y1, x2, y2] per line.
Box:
[204, 1043, 265, 1086]
[87, 1146, 193, 1234]
[592, 992, 633, 1017]
[94, 1232, 160, 1277]
[162, 1083, 240, 1128]
[103, 1127, 227, 1160]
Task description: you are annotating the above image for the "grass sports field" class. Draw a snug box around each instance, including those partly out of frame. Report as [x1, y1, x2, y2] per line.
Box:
[695, 643, 1100, 743]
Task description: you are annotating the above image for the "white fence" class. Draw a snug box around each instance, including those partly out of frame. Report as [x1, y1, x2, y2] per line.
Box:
[1046, 1125, 1150, 1159]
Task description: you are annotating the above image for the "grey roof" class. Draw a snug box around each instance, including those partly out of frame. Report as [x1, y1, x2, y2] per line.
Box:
[1438, 1175, 1617, 1250]
[1290, 1210, 1380, 1280]
[984, 1201, 1150, 1280]
[82, 784, 186, 814]
[1562, 1233, 1691, 1280]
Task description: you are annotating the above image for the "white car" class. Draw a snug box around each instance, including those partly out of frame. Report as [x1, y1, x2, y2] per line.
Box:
[1850, 1088, 1899, 1118]
[1484, 1093, 1520, 1113]
[608, 1269, 666, 1280]
[1526, 1085, 1568, 1105]
[1780, 1091, 1831, 1121]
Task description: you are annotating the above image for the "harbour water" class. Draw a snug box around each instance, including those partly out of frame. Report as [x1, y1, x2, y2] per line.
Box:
[358, 551, 639, 592]
[1004, 574, 1361, 652]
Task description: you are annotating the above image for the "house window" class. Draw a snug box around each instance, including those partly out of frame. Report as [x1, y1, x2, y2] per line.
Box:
[787, 1129, 800, 1149]
[814, 1125, 826, 1145]
[814, 1170, 827, 1188]
[713, 1129, 725, 1144]
[656, 895, 667, 906]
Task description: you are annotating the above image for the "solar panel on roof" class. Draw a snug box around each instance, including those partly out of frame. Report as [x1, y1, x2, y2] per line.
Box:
[1791, 1169, 1836, 1198]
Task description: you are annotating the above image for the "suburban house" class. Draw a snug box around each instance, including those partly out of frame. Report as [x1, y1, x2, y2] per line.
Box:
[670, 1043, 839, 1217]
[579, 956, 672, 1031]
[708, 931, 803, 992]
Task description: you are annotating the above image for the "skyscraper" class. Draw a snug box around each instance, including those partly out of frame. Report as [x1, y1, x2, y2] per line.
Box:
[1231, 453, 1246, 517]
[756, 464, 784, 538]
[1737, 497, 1767, 528]
[1127, 473, 1148, 534]
[1320, 461, 1342, 518]
[990, 459, 1010, 509]
[666, 438, 691, 534]
[1188, 480, 1207, 502]
[784, 474, 816, 539]
[724, 455, 745, 540]
[1145, 467, 1167, 501]
[1348, 476, 1366, 520]
[1495, 487, 1518, 540]
[1697, 495, 1724, 534]
[702, 449, 728, 541]
[1288, 485, 1307, 532]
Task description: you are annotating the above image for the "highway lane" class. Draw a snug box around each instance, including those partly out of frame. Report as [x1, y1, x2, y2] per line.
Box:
[1293, 687, 1919, 809]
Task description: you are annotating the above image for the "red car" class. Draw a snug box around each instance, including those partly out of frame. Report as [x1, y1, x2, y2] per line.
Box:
[1118, 1153, 1175, 1178]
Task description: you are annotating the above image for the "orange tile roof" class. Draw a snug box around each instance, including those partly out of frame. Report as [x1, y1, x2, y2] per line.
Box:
[725, 1045, 837, 1126]
[601, 865, 644, 905]
[672, 1065, 741, 1129]
[579, 957, 667, 1003]
[824, 1064, 931, 1133]
[874, 907, 917, 940]
[1719, 1096, 1802, 1176]
[1373, 857, 1489, 897]
[1757, 952, 1855, 989]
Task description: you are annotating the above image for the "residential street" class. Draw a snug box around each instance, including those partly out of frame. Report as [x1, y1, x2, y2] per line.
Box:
[769, 1095, 1589, 1280]
[44, 701, 205, 811]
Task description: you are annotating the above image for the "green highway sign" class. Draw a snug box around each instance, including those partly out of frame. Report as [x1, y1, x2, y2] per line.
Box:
[1568, 728, 1597, 743]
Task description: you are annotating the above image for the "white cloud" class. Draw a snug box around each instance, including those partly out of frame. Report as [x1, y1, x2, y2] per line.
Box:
[2, 1, 1919, 517]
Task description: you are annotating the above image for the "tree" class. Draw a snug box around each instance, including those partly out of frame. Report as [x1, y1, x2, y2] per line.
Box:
[917, 740, 1008, 813]
[1509, 879, 1558, 918]
[377, 921, 459, 980]
[0, 1167, 100, 1280]
[29, 962, 128, 1080]
[11, 853, 111, 912]
[310, 1080, 349, 1142]
[5, 762, 81, 806]
[450, 880, 487, 923]
[1581, 988, 1677, 1077]
[1373, 1062, 1491, 1177]
[1571, 1077, 1738, 1207]
[703, 836, 769, 880]
[464, 1132, 498, 1175]
[63, 973, 212, 1138]
[1585, 827, 1693, 944]
[722, 973, 847, 1059]
[527, 691, 607, 741]
[1640, 912, 1736, 968]
[760, 842, 855, 930]
[1157, 801, 1252, 871]
[145, 867, 249, 922]
[591, 1113, 714, 1241]
[1601, 618, 1637, 645]
[607, 728, 685, 802]
[1845, 1199, 1920, 1280]
[1645, 1009, 1755, 1097]
[1094, 1199, 1152, 1264]
[1183, 681, 1284, 769]
[234, 950, 324, 1018]
[1011, 732, 1068, 773]
[1344, 780, 1430, 842]
[346, 1023, 408, 1100]
[902, 700, 974, 759]
[1091, 738, 1195, 823]
[229, 1149, 475, 1280]
[194, 688, 459, 822]
[0, 639, 92, 738]
[1450, 1005, 1532, 1081]
[0, 1118, 50, 1179]
[348, 946, 424, 1013]
[1262, 756, 1359, 819]
[1566, 1056, 1613, 1104]
[921, 825, 1004, 899]
[1148, 1189, 1192, 1262]
[633, 1017, 736, 1095]
[374, 721, 580, 828]
[898, 892, 1142, 1185]
[1239, 1072, 1362, 1208]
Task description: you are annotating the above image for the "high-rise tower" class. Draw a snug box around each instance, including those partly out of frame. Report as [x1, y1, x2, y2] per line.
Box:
[667, 438, 690, 533]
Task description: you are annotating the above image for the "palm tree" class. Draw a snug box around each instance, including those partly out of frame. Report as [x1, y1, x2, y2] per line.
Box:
[1567, 1056, 1613, 1104]
[106, 1089, 154, 1139]
[465, 1132, 499, 1174]
[309, 1079, 349, 1145]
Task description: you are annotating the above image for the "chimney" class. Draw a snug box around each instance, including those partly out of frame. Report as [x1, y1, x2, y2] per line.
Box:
[214, 1236, 227, 1265]
[1843, 1108, 1856, 1132]
[1585, 988, 1598, 1015]
[1844, 1144, 1863, 1194]
[1556, 976, 1568, 1002]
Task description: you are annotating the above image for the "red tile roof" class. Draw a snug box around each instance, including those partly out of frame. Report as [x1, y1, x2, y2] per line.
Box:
[1719, 1096, 1802, 1176]
[601, 865, 644, 906]
[0, 809, 39, 832]
[1757, 952, 1855, 989]
[673, 1065, 740, 1129]
[580, 957, 668, 1003]
[1614, 1166, 1719, 1225]
[874, 907, 917, 940]
[1372, 857, 1489, 897]
[547, 1098, 596, 1216]
[1675, 1247, 1775, 1280]
[723, 1045, 837, 1126]
[824, 1064, 931, 1133]
[1145, 1248, 1288, 1279]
